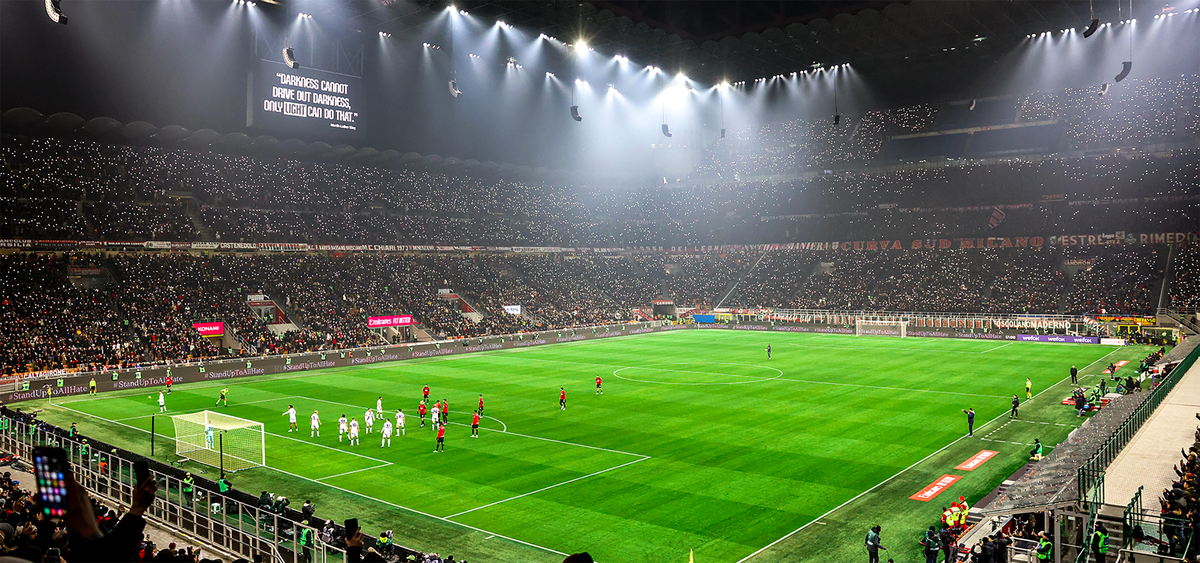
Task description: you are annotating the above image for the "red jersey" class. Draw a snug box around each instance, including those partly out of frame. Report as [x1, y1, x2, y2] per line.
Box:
[166, 377, 173, 385]
[441, 401, 448, 413]
[472, 413, 480, 425]
[479, 397, 484, 408]
[422, 386, 430, 396]
[436, 426, 445, 439]
[596, 376, 602, 385]
[560, 390, 566, 400]
[418, 403, 426, 415]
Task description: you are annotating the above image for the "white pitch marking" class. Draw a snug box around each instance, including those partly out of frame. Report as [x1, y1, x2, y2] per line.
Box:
[980, 342, 1015, 353]
[447, 456, 650, 518]
[316, 462, 394, 481]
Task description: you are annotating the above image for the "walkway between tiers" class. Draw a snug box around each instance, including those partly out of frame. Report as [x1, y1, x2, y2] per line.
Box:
[1103, 358, 1200, 506]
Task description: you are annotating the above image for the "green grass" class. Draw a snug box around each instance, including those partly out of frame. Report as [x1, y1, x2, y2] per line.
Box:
[19, 330, 1155, 563]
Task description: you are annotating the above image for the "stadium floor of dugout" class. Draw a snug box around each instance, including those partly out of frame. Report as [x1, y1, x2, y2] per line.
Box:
[24, 330, 1156, 563]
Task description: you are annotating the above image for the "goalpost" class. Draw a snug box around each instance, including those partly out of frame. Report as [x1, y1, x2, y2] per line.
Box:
[171, 411, 265, 472]
[854, 318, 908, 338]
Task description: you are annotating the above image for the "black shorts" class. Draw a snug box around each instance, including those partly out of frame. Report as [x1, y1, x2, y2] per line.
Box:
[437, 437, 444, 443]
[471, 423, 479, 429]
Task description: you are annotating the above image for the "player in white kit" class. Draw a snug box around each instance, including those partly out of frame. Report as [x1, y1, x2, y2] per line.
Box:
[348, 417, 360, 446]
[431, 404, 440, 428]
[283, 405, 298, 432]
[157, 391, 167, 413]
[364, 408, 374, 433]
[310, 410, 321, 438]
[381, 420, 393, 447]
[395, 409, 405, 437]
[338, 414, 348, 442]
[376, 396, 383, 416]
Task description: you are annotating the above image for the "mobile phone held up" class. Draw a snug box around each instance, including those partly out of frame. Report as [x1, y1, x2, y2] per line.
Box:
[344, 518, 358, 541]
[134, 460, 151, 487]
[33, 447, 69, 518]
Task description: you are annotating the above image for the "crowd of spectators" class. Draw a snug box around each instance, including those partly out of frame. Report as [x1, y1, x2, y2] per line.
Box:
[1170, 242, 1200, 311]
[4, 243, 1200, 374]
[1153, 417, 1200, 559]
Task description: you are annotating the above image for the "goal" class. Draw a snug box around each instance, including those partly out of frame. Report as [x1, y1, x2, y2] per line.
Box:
[854, 318, 908, 338]
[171, 411, 265, 472]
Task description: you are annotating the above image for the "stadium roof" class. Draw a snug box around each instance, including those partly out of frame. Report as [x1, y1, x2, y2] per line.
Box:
[308, 0, 1185, 86]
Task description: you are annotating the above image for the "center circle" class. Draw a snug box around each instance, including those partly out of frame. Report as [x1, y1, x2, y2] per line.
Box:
[612, 363, 783, 386]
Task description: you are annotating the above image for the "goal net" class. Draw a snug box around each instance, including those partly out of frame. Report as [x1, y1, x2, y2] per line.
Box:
[854, 318, 908, 338]
[171, 411, 265, 472]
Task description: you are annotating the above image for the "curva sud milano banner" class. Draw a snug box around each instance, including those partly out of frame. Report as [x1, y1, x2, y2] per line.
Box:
[1, 322, 1105, 404]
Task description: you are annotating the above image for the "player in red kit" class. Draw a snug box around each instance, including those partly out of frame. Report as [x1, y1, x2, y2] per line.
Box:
[434, 424, 445, 452]
[560, 387, 566, 410]
[478, 394, 484, 414]
[595, 376, 603, 395]
[418, 401, 427, 427]
[165, 375, 173, 395]
[422, 385, 430, 401]
[471, 410, 480, 438]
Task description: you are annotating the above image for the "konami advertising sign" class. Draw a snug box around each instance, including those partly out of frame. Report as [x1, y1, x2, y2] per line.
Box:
[192, 322, 225, 337]
[367, 315, 413, 328]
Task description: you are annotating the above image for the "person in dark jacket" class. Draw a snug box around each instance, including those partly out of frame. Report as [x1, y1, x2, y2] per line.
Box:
[992, 532, 1012, 563]
[63, 470, 157, 562]
[939, 528, 957, 562]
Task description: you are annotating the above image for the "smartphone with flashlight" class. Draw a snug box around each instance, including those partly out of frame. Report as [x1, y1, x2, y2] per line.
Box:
[32, 447, 70, 518]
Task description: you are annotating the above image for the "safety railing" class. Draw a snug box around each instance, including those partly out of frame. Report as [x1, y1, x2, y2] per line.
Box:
[0, 414, 359, 563]
[1077, 342, 1200, 504]
[1123, 486, 1144, 551]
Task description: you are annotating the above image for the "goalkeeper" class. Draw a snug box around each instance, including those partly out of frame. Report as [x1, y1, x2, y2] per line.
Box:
[205, 422, 215, 449]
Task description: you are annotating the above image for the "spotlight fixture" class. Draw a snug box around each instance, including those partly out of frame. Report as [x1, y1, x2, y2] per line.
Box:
[45, 0, 67, 24]
[1114, 61, 1132, 82]
[545, 72, 555, 77]
[283, 46, 299, 69]
[1083, 18, 1101, 37]
[449, 79, 462, 98]
[833, 114, 841, 125]
[661, 124, 672, 138]
[720, 129, 726, 138]
[1099, 83, 1110, 96]
[570, 106, 582, 122]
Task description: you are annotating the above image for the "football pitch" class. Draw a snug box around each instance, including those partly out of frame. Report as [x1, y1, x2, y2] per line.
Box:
[26, 330, 1155, 563]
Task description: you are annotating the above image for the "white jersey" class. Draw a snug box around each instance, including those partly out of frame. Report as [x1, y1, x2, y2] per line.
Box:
[431, 406, 440, 418]
[285, 407, 297, 423]
[310, 413, 320, 428]
[158, 392, 165, 406]
[382, 421, 393, 435]
[338, 416, 348, 431]
[396, 412, 405, 427]
[349, 420, 359, 436]
[364, 410, 374, 424]
[376, 398, 383, 413]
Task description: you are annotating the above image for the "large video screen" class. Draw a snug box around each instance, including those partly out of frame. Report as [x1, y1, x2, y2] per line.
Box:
[248, 59, 363, 140]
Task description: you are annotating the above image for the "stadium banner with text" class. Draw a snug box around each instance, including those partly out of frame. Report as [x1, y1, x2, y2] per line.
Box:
[954, 450, 999, 471]
[192, 322, 225, 337]
[366, 315, 413, 328]
[1, 321, 675, 402]
[1095, 316, 1157, 325]
[502, 305, 522, 315]
[910, 474, 962, 501]
[249, 59, 362, 141]
[1017, 334, 1099, 344]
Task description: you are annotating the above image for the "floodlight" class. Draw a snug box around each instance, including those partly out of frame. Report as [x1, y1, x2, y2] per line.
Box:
[575, 40, 588, 52]
[661, 124, 672, 137]
[45, 0, 67, 24]
[283, 47, 299, 69]
[833, 114, 841, 125]
[1114, 61, 1132, 82]
[570, 106, 582, 122]
[1083, 18, 1101, 37]
[720, 128, 726, 138]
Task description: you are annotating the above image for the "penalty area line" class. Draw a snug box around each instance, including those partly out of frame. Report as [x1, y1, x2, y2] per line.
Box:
[49, 403, 566, 557]
[446, 455, 651, 518]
